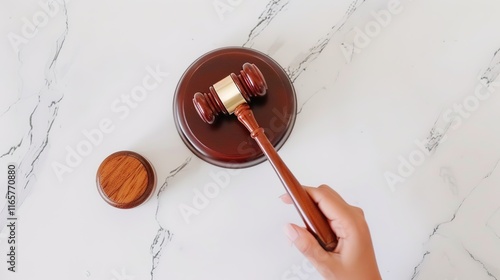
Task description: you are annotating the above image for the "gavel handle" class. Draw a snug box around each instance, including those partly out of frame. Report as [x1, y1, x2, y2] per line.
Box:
[235, 104, 338, 251]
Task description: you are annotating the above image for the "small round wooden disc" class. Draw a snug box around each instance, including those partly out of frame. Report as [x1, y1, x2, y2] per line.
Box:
[173, 47, 297, 168]
[96, 151, 156, 209]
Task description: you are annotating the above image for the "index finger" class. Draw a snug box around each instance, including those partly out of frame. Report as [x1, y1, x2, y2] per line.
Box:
[303, 185, 353, 222]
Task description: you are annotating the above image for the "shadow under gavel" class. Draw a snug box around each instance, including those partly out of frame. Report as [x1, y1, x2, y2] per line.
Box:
[192, 63, 338, 251]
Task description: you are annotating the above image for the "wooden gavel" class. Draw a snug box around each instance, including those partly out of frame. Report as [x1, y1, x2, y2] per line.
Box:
[192, 63, 338, 251]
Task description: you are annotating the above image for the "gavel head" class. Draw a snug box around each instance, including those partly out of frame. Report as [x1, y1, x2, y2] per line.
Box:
[193, 63, 268, 124]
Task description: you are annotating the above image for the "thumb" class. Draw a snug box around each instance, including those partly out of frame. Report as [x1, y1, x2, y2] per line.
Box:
[284, 223, 338, 270]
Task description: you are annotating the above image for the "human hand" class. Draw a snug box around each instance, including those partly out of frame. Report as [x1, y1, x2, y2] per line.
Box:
[281, 185, 381, 280]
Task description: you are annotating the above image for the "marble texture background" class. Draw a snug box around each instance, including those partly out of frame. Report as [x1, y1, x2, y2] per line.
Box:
[1, 0, 500, 279]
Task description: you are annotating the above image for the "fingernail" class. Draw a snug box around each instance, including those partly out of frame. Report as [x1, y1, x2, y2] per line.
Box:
[284, 224, 299, 242]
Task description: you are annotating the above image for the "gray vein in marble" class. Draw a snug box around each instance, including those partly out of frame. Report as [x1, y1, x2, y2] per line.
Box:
[411, 159, 500, 279]
[487, 207, 500, 239]
[482, 159, 499, 180]
[0, 139, 24, 159]
[439, 167, 459, 196]
[286, 0, 367, 82]
[27, 95, 42, 150]
[296, 87, 326, 115]
[1, 99, 20, 117]
[481, 48, 500, 86]
[150, 157, 191, 280]
[241, 0, 366, 116]
[424, 47, 500, 156]
[0, 1, 69, 231]
[410, 251, 430, 280]
[242, 0, 290, 48]
[425, 128, 446, 154]
[26, 95, 63, 178]
[48, 6, 69, 71]
[340, 41, 355, 63]
[1, 38, 26, 117]
[464, 248, 498, 280]
[426, 158, 499, 242]
[286, 27, 333, 83]
[23, 1, 68, 185]
[150, 228, 172, 280]
[425, 113, 453, 154]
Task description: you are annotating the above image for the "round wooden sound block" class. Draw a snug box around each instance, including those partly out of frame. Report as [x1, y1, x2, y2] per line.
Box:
[96, 151, 156, 209]
[173, 47, 297, 168]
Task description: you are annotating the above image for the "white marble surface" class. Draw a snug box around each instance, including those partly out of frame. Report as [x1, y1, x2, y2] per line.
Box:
[1, 0, 500, 279]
